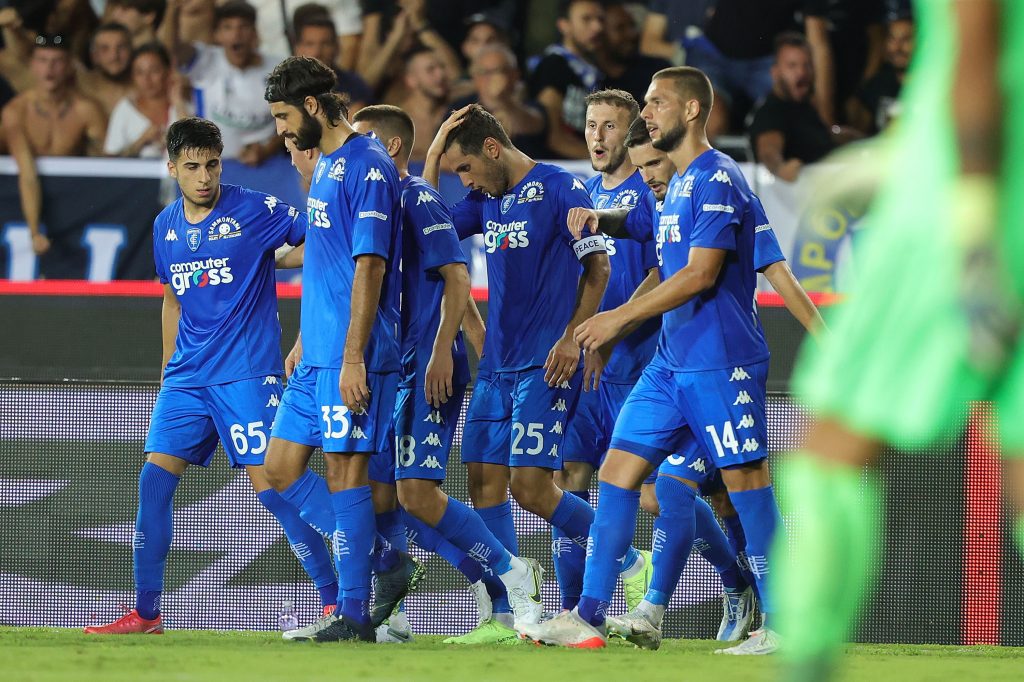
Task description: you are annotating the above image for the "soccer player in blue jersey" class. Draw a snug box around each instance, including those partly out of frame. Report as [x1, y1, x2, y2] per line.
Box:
[348, 105, 547, 640]
[552, 89, 658, 616]
[520, 66, 787, 654]
[262, 57, 415, 643]
[422, 104, 611, 642]
[84, 118, 334, 635]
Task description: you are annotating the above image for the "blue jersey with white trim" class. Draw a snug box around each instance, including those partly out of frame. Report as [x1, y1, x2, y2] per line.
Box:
[301, 134, 402, 371]
[399, 175, 470, 388]
[153, 184, 306, 387]
[585, 171, 660, 384]
[651, 149, 769, 371]
[452, 162, 606, 373]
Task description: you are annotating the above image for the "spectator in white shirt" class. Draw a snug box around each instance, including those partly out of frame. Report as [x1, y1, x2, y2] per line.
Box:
[104, 42, 189, 157]
[163, 0, 282, 164]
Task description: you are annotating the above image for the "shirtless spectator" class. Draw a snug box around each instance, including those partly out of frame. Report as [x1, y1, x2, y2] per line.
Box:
[164, 0, 280, 164]
[105, 42, 189, 157]
[1, 35, 106, 255]
[78, 23, 134, 117]
[106, 0, 166, 48]
[392, 44, 451, 161]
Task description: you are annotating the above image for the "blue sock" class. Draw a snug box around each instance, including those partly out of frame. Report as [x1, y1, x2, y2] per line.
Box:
[693, 497, 747, 592]
[331, 486, 375, 626]
[548, 488, 595, 547]
[257, 488, 338, 609]
[436, 497, 513, 575]
[402, 509, 483, 581]
[476, 501, 518, 555]
[722, 512, 758, 597]
[279, 469, 335, 539]
[578, 482, 639, 627]
[372, 509, 405, 573]
[133, 462, 180, 620]
[646, 476, 697, 606]
[728, 485, 782, 614]
[552, 491, 588, 611]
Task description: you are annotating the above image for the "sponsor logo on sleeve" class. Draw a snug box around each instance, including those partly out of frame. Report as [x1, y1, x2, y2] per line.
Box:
[358, 210, 388, 221]
[422, 222, 454, 235]
[702, 203, 735, 214]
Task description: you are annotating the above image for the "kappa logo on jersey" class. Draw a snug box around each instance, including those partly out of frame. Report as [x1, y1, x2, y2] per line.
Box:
[416, 190, 435, 205]
[730, 367, 751, 381]
[734, 391, 753, 405]
[208, 216, 242, 241]
[165, 229, 178, 241]
[484, 219, 530, 252]
[423, 432, 442, 447]
[363, 167, 386, 182]
[264, 196, 279, 213]
[710, 169, 733, 185]
[186, 227, 202, 252]
[266, 394, 280, 408]
[327, 157, 346, 181]
[613, 188, 640, 208]
[500, 193, 515, 214]
[351, 426, 367, 439]
[688, 458, 707, 474]
[423, 409, 442, 424]
[550, 421, 563, 435]
[421, 455, 442, 469]
[308, 198, 331, 229]
[737, 414, 755, 429]
[552, 399, 567, 412]
[572, 178, 587, 192]
[263, 376, 278, 385]
[741, 438, 760, 452]
[168, 257, 233, 295]
[517, 181, 544, 203]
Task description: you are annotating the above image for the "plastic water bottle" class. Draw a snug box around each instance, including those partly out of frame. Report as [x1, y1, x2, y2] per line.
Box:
[278, 600, 298, 632]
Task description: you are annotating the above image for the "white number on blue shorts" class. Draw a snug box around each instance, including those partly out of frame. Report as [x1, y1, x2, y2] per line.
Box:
[511, 422, 545, 455]
[705, 421, 739, 458]
[229, 421, 268, 456]
[397, 435, 416, 468]
[321, 406, 350, 439]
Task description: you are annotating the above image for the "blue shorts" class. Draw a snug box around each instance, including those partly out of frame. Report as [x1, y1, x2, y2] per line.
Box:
[145, 375, 283, 468]
[610, 359, 769, 471]
[391, 385, 467, 481]
[462, 367, 581, 470]
[656, 434, 720, 491]
[563, 381, 634, 469]
[271, 362, 398, 456]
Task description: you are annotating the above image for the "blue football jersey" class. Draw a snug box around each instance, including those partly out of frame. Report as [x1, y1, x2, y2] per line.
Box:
[153, 184, 306, 387]
[399, 175, 470, 388]
[750, 195, 785, 271]
[651, 149, 769, 371]
[301, 134, 402, 371]
[585, 171, 660, 384]
[452, 163, 606, 372]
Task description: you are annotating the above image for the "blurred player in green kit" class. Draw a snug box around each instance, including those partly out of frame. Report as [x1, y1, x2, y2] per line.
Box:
[775, 0, 1024, 679]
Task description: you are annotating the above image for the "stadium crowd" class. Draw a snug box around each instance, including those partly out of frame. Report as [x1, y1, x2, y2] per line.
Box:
[0, 1, 914, 201]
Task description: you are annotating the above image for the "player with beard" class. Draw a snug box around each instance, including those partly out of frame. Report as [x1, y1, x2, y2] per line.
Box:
[262, 57, 420, 643]
[520, 67, 785, 654]
[79, 23, 133, 118]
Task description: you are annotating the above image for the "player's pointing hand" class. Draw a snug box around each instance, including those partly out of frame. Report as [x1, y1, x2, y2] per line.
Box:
[566, 207, 600, 241]
[574, 310, 627, 354]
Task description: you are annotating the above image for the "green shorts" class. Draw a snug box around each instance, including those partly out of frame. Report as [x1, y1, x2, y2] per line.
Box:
[794, 202, 1024, 454]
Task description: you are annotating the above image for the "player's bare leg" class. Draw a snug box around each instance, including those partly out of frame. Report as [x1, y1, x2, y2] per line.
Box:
[774, 418, 883, 676]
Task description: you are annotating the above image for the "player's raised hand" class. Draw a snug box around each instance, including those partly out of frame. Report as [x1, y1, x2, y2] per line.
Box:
[574, 310, 626, 353]
[340, 361, 370, 415]
[544, 334, 580, 387]
[424, 350, 453, 408]
[566, 207, 600, 241]
[284, 334, 302, 380]
[427, 105, 473, 157]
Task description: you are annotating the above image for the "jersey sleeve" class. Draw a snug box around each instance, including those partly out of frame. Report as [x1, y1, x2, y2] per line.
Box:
[246, 190, 308, 250]
[152, 213, 169, 284]
[689, 169, 743, 251]
[452, 191, 484, 240]
[622, 192, 657, 242]
[405, 186, 467, 272]
[751, 195, 785, 271]
[559, 175, 606, 261]
[347, 156, 399, 260]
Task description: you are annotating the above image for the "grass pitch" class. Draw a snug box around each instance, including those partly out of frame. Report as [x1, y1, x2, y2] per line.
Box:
[2, 627, 1022, 682]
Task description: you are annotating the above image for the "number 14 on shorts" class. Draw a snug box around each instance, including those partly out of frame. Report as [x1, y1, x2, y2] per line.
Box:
[704, 421, 760, 457]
